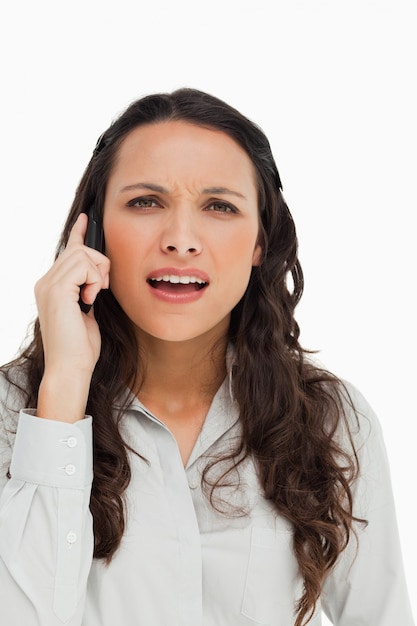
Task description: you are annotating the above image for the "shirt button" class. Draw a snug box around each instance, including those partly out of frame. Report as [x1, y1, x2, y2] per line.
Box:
[188, 479, 199, 489]
[67, 437, 77, 448]
[66, 531, 77, 544]
[65, 464, 76, 476]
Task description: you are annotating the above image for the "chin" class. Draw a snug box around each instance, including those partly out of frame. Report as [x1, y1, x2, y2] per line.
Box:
[134, 317, 230, 346]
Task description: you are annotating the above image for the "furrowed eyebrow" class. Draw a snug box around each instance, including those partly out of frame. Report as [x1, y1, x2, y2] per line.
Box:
[119, 182, 169, 194]
[119, 182, 247, 200]
[202, 186, 246, 199]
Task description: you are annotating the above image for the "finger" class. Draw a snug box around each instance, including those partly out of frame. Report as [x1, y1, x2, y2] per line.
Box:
[35, 246, 108, 310]
[66, 213, 88, 249]
[79, 265, 110, 305]
[66, 213, 108, 270]
[79, 281, 102, 309]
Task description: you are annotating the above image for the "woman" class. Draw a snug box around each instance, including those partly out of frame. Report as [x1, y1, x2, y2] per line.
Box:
[0, 88, 414, 626]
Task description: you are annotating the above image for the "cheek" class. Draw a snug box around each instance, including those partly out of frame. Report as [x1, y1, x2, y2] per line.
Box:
[104, 221, 136, 270]
[229, 228, 262, 270]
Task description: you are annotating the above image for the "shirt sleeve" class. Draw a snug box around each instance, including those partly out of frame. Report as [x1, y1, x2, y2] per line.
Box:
[0, 410, 94, 626]
[321, 384, 415, 625]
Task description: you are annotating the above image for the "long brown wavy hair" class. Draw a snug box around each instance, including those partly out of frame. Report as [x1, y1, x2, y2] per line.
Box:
[3, 88, 363, 626]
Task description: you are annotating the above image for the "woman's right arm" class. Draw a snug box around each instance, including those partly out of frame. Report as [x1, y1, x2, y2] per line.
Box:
[35, 213, 110, 424]
[0, 214, 110, 625]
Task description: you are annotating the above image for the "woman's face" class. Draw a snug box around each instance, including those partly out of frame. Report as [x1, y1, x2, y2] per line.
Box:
[103, 120, 262, 346]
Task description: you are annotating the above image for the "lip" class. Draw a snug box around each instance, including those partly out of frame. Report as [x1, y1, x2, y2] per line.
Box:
[146, 267, 210, 283]
[146, 266, 210, 304]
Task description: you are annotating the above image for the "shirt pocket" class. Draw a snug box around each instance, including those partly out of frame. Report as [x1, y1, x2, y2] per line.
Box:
[241, 526, 301, 625]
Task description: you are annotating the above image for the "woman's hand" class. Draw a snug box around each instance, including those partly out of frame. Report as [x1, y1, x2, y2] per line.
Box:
[35, 213, 110, 422]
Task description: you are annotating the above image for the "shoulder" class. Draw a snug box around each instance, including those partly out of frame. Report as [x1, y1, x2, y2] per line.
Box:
[337, 379, 380, 443]
[333, 379, 392, 494]
[306, 365, 379, 445]
[311, 373, 383, 468]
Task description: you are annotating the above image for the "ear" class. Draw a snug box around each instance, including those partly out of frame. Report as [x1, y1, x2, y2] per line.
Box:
[252, 243, 263, 267]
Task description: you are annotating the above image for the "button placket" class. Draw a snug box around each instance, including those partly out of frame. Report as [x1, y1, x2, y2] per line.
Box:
[55, 487, 89, 622]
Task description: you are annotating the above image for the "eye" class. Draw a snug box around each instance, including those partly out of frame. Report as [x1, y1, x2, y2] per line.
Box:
[127, 196, 160, 209]
[205, 201, 237, 214]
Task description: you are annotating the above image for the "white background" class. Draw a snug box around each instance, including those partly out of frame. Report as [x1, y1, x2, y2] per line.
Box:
[0, 0, 415, 621]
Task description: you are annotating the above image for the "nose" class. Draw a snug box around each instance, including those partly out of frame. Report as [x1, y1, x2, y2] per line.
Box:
[160, 210, 202, 256]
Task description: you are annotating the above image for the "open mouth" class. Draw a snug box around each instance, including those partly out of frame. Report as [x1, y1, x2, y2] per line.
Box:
[147, 275, 209, 293]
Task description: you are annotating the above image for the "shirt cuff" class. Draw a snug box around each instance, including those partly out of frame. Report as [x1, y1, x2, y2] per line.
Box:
[10, 410, 93, 489]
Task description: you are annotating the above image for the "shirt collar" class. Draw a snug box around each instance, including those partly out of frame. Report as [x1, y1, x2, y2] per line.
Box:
[113, 345, 239, 467]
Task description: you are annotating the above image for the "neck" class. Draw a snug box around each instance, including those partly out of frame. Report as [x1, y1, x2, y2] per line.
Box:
[134, 331, 228, 410]
[133, 329, 229, 467]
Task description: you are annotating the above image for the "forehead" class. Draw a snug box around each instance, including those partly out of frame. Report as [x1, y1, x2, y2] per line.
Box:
[109, 120, 257, 188]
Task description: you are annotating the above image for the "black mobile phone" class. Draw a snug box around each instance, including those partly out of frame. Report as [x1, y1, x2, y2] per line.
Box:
[79, 205, 104, 313]
[84, 204, 104, 253]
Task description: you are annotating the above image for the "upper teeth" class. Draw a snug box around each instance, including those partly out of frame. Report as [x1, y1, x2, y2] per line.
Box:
[151, 275, 207, 285]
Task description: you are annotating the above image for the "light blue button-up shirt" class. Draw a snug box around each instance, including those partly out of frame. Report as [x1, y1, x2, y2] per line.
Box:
[0, 371, 414, 625]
